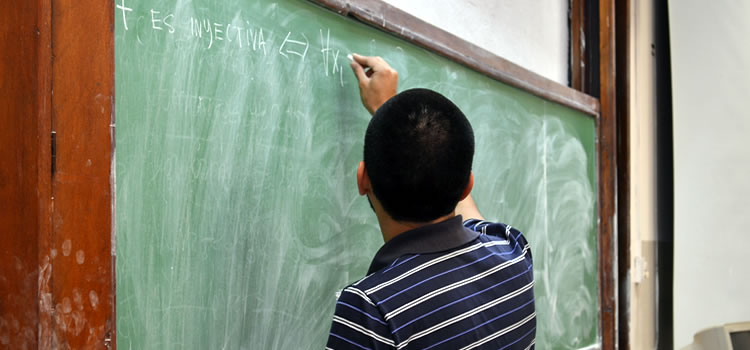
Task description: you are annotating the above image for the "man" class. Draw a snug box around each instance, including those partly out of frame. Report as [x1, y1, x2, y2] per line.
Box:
[325, 54, 536, 349]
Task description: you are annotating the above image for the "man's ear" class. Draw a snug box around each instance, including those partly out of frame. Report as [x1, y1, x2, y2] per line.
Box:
[459, 172, 474, 201]
[356, 161, 370, 196]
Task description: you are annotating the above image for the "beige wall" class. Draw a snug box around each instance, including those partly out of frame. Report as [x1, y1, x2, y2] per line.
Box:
[626, 1, 665, 348]
[670, 0, 750, 348]
[380, 0, 569, 85]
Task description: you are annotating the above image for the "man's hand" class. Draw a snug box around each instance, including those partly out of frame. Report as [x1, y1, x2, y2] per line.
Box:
[350, 54, 398, 115]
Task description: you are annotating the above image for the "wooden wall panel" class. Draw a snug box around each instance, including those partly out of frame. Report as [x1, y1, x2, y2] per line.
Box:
[0, 0, 47, 348]
[49, 0, 115, 348]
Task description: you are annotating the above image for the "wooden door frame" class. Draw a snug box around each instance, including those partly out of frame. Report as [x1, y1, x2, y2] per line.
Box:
[571, 0, 629, 348]
[0, 0, 116, 348]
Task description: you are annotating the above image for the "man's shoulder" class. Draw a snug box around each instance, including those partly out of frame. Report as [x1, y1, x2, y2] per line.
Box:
[330, 218, 536, 350]
[352, 219, 531, 291]
[463, 218, 533, 267]
[463, 218, 529, 246]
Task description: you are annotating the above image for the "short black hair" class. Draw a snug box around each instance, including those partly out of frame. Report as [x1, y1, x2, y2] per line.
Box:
[364, 88, 475, 222]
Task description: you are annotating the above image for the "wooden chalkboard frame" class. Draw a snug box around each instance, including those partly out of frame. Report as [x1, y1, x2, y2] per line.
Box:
[311, 0, 600, 117]
[307, 0, 619, 349]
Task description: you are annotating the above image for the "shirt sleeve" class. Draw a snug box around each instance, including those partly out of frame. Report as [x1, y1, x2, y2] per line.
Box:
[326, 286, 395, 350]
[463, 219, 530, 250]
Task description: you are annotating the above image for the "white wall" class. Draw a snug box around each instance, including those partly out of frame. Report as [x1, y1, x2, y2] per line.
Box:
[670, 1, 750, 348]
[380, 0, 569, 85]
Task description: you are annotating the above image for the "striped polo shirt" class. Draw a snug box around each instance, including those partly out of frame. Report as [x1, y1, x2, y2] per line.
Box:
[326, 215, 535, 349]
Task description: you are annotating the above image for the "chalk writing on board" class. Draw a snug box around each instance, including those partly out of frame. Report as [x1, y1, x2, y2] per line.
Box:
[116, 0, 133, 30]
[188, 17, 269, 54]
[279, 32, 309, 60]
[150, 9, 175, 33]
[116, 0, 347, 86]
[320, 29, 345, 86]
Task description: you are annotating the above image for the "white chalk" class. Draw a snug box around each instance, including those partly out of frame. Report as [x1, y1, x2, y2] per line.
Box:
[347, 54, 354, 62]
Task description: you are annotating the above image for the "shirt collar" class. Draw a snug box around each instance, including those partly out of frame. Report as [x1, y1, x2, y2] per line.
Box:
[367, 215, 480, 274]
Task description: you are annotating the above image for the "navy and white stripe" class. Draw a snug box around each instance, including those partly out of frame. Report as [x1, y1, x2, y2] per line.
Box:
[327, 215, 535, 349]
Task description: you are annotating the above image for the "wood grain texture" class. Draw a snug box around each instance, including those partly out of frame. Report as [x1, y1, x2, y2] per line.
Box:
[47, 0, 115, 348]
[598, 0, 619, 348]
[38, 0, 55, 346]
[0, 0, 46, 348]
[310, 0, 600, 117]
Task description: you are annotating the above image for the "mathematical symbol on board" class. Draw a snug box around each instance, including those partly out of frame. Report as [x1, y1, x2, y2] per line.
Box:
[332, 50, 344, 87]
[116, 0, 133, 31]
[321, 29, 332, 76]
[319, 29, 345, 86]
[279, 32, 309, 60]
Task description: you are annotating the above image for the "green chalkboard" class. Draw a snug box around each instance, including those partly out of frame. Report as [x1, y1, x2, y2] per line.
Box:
[115, 0, 599, 349]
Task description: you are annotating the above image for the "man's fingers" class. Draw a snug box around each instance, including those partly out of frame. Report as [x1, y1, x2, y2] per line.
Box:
[352, 54, 389, 72]
[351, 53, 370, 68]
[350, 60, 369, 84]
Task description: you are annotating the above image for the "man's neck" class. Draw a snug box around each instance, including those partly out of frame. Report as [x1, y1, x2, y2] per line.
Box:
[377, 212, 457, 243]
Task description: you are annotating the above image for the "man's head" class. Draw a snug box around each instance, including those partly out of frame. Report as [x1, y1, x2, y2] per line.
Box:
[359, 88, 475, 223]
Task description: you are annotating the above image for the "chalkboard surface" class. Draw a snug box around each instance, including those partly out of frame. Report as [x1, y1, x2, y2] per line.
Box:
[115, 0, 599, 349]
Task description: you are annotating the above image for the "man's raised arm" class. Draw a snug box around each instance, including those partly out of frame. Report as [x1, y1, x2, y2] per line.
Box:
[349, 54, 398, 115]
